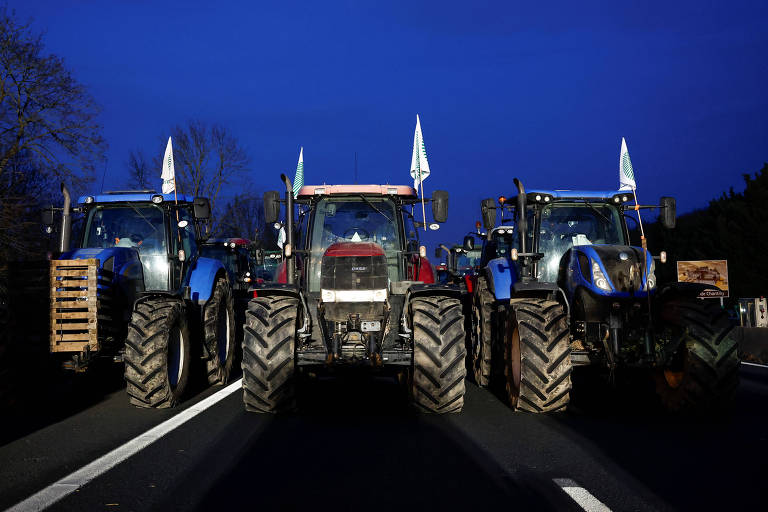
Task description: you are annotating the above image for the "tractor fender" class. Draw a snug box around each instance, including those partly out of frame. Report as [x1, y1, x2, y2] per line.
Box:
[251, 283, 302, 299]
[484, 256, 517, 301]
[406, 283, 462, 300]
[655, 281, 721, 302]
[187, 256, 228, 304]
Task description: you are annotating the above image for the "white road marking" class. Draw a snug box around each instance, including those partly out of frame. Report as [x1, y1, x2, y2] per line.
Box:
[741, 361, 768, 368]
[5, 379, 243, 512]
[553, 478, 612, 512]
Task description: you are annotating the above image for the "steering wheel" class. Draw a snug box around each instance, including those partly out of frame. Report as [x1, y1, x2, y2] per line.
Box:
[342, 227, 370, 240]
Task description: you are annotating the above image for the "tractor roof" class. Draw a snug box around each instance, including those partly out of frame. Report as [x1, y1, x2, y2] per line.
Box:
[76, 192, 195, 205]
[510, 189, 633, 202]
[296, 184, 417, 199]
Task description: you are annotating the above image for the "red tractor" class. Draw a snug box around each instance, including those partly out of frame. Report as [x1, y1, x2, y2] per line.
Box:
[242, 176, 466, 413]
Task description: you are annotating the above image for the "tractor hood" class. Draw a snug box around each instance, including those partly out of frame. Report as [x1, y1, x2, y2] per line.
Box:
[60, 247, 141, 273]
[571, 244, 656, 297]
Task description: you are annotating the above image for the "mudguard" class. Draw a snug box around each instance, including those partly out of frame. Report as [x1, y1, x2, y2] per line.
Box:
[187, 256, 227, 304]
[406, 282, 462, 300]
[484, 256, 517, 301]
[252, 282, 301, 298]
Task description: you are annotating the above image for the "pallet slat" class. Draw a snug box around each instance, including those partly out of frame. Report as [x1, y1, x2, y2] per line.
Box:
[50, 259, 100, 353]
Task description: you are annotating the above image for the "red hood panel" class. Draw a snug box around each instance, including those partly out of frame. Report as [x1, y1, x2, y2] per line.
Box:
[324, 242, 385, 258]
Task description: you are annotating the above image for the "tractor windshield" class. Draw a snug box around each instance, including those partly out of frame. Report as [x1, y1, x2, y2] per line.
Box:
[308, 197, 402, 292]
[82, 204, 169, 289]
[537, 202, 625, 282]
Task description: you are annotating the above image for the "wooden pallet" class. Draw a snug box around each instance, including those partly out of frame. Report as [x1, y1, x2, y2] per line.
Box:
[50, 259, 99, 353]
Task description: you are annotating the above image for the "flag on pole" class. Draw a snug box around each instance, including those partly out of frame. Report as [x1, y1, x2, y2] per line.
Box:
[619, 137, 636, 191]
[292, 147, 304, 198]
[161, 137, 176, 194]
[409, 115, 431, 189]
[277, 226, 286, 249]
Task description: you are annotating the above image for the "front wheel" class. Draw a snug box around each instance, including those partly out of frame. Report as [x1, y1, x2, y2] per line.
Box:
[411, 296, 467, 413]
[503, 299, 571, 412]
[470, 278, 494, 386]
[203, 278, 236, 385]
[124, 298, 191, 408]
[656, 299, 740, 413]
[241, 295, 299, 413]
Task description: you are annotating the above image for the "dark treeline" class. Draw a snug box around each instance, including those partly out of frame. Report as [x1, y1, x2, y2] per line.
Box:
[639, 163, 768, 300]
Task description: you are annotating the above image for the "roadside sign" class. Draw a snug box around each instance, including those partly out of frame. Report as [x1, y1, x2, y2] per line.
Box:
[676, 260, 729, 298]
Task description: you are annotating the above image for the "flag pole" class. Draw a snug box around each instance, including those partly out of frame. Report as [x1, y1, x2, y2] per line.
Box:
[631, 187, 646, 250]
[418, 170, 427, 231]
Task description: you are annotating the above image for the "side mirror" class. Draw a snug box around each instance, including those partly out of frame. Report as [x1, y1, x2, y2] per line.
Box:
[41, 209, 54, 226]
[434, 247, 442, 259]
[193, 197, 211, 220]
[481, 198, 496, 229]
[463, 236, 475, 251]
[264, 190, 281, 224]
[253, 248, 264, 266]
[660, 196, 676, 229]
[431, 190, 449, 223]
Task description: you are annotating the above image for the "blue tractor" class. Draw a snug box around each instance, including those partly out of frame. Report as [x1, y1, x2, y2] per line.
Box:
[470, 179, 740, 413]
[48, 187, 236, 408]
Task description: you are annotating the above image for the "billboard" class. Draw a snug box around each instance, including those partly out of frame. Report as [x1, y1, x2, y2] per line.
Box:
[676, 260, 729, 298]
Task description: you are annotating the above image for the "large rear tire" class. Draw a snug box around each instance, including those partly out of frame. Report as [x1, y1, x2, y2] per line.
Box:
[241, 295, 299, 413]
[656, 299, 740, 413]
[124, 298, 191, 408]
[470, 278, 494, 386]
[411, 296, 467, 413]
[504, 299, 571, 412]
[203, 278, 236, 385]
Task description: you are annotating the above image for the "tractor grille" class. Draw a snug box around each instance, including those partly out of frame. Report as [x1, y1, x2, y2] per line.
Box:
[594, 246, 644, 293]
[321, 254, 388, 291]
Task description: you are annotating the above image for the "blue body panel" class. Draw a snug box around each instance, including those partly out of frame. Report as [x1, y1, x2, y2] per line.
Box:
[564, 244, 656, 300]
[525, 189, 630, 201]
[76, 193, 194, 205]
[485, 256, 518, 301]
[187, 256, 226, 304]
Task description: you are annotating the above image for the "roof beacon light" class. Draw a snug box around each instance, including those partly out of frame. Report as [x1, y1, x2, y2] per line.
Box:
[498, 196, 506, 205]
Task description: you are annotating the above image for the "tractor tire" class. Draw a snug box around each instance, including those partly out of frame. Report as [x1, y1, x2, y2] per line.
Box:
[124, 298, 191, 408]
[656, 298, 740, 413]
[411, 296, 467, 413]
[471, 278, 494, 386]
[203, 278, 236, 385]
[241, 295, 299, 413]
[504, 299, 571, 412]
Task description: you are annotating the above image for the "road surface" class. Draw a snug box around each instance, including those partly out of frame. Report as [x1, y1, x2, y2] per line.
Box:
[1, 364, 767, 511]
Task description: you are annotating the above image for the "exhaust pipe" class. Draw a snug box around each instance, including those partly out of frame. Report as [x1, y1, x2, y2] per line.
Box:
[513, 178, 527, 254]
[60, 183, 72, 253]
[280, 174, 295, 285]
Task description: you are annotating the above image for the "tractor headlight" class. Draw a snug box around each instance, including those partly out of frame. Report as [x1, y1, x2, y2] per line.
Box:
[645, 259, 657, 290]
[592, 261, 612, 291]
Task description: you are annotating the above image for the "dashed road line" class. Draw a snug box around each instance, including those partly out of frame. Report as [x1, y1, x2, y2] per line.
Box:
[5, 379, 243, 512]
[553, 478, 612, 512]
[741, 361, 768, 368]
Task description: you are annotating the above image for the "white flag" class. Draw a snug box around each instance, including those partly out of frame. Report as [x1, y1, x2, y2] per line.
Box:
[409, 114, 431, 189]
[293, 147, 304, 198]
[619, 137, 636, 191]
[277, 226, 286, 249]
[161, 136, 176, 194]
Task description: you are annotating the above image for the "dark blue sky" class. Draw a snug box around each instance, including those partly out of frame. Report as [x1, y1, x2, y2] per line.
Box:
[10, 1, 768, 252]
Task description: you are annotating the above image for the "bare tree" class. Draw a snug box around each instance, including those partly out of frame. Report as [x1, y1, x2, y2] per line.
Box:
[215, 191, 267, 244]
[127, 149, 150, 190]
[171, 120, 249, 215]
[0, 7, 105, 189]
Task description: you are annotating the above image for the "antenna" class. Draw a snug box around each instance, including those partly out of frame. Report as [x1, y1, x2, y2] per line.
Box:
[100, 157, 108, 193]
[354, 152, 358, 184]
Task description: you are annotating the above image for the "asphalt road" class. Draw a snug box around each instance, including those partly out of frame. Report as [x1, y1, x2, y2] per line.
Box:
[1, 364, 767, 512]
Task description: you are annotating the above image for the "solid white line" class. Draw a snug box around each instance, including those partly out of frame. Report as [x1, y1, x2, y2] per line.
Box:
[741, 361, 768, 368]
[5, 379, 243, 512]
[553, 478, 612, 512]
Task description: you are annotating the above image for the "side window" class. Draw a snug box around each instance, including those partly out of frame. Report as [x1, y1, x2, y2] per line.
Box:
[403, 209, 418, 252]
